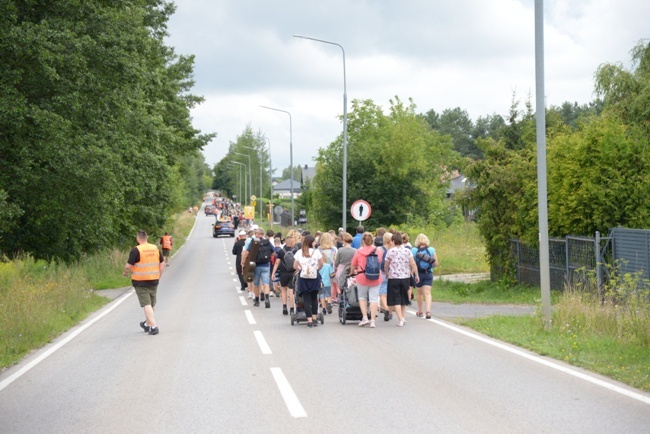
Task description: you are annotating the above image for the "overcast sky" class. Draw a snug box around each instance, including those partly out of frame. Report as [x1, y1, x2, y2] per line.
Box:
[164, 0, 649, 173]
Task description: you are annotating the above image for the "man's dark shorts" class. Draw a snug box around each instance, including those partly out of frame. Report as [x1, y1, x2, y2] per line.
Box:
[280, 272, 295, 289]
[162, 249, 171, 257]
[135, 285, 158, 307]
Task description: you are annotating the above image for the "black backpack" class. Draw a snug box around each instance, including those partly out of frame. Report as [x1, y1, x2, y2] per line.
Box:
[363, 248, 381, 281]
[256, 239, 273, 264]
[415, 247, 435, 271]
[283, 246, 297, 272]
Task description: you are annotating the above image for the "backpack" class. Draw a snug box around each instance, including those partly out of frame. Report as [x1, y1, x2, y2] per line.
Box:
[415, 247, 435, 271]
[362, 248, 381, 281]
[283, 246, 297, 272]
[256, 239, 273, 264]
[300, 255, 319, 279]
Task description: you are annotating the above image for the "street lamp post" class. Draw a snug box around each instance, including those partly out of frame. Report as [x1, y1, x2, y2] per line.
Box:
[260, 105, 294, 227]
[231, 161, 246, 206]
[244, 146, 263, 222]
[264, 136, 273, 229]
[228, 163, 242, 202]
[293, 34, 348, 231]
[234, 152, 252, 204]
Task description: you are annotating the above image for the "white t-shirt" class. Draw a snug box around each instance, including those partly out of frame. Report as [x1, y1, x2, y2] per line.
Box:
[294, 248, 323, 279]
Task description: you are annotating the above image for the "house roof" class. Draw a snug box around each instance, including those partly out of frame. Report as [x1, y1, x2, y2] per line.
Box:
[446, 173, 473, 196]
[272, 179, 302, 192]
[301, 166, 316, 183]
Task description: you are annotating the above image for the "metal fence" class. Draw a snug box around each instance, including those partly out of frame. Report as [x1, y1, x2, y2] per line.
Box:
[510, 232, 612, 292]
[610, 227, 650, 287]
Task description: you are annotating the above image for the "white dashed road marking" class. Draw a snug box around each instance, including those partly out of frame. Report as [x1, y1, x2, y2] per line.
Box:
[271, 367, 307, 418]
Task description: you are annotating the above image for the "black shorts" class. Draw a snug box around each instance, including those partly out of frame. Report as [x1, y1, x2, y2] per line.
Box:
[280, 272, 295, 288]
[387, 278, 410, 306]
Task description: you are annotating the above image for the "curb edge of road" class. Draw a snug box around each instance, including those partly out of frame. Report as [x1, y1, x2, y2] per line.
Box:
[425, 312, 650, 405]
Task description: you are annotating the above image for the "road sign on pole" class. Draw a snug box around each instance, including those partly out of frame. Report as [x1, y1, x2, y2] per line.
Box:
[350, 200, 371, 221]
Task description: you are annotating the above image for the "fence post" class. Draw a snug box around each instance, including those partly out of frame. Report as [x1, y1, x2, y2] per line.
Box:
[565, 237, 570, 288]
[516, 239, 521, 285]
[595, 231, 601, 299]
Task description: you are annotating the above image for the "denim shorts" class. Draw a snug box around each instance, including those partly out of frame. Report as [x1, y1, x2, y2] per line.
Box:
[254, 265, 270, 286]
[319, 285, 331, 299]
[379, 274, 388, 295]
[416, 270, 434, 287]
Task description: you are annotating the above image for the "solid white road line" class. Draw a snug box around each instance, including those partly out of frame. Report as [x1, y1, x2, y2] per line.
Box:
[253, 330, 272, 354]
[271, 367, 307, 418]
[245, 310, 256, 325]
[0, 290, 134, 393]
[239, 296, 247, 306]
[429, 317, 650, 406]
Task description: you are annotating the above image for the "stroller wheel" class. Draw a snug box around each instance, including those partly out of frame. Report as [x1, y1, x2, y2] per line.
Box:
[290, 313, 295, 326]
[318, 312, 324, 324]
[340, 308, 347, 325]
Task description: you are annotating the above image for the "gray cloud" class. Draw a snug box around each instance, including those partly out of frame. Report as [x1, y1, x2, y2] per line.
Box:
[165, 0, 649, 170]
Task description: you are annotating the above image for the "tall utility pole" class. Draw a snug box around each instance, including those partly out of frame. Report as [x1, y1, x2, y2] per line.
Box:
[535, 0, 552, 330]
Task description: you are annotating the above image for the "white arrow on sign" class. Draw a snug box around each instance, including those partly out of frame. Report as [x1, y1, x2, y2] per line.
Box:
[350, 200, 371, 221]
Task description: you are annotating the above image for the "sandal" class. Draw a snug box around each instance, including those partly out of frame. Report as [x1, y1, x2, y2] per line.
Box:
[426, 312, 431, 319]
[416, 311, 423, 317]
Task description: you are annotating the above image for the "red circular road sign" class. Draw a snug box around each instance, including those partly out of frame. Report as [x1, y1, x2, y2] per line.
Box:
[351, 200, 372, 221]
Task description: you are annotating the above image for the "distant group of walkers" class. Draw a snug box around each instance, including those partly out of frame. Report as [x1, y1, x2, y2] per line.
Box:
[232, 224, 438, 328]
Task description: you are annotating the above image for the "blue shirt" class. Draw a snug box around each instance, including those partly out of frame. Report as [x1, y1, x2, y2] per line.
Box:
[351, 233, 363, 249]
[412, 246, 436, 272]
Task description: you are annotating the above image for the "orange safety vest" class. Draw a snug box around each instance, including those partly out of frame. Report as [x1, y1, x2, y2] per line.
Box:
[132, 243, 161, 281]
[161, 235, 172, 250]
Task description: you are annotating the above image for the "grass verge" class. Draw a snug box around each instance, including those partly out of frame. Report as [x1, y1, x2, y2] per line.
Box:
[461, 313, 650, 392]
[432, 279, 548, 305]
[0, 258, 108, 368]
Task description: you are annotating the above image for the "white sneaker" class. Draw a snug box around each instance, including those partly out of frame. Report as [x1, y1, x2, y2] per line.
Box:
[247, 293, 254, 299]
[397, 319, 405, 327]
[358, 318, 369, 327]
[369, 320, 376, 328]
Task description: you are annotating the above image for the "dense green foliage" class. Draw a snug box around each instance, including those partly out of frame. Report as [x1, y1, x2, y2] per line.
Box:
[461, 41, 650, 278]
[212, 126, 271, 204]
[312, 97, 460, 232]
[0, 0, 213, 261]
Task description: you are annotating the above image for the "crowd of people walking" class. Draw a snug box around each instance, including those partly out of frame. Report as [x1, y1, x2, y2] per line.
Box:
[233, 224, 438, 328]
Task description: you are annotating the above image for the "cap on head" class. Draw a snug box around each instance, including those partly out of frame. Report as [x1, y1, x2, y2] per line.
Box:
[239, 230, 247, 236]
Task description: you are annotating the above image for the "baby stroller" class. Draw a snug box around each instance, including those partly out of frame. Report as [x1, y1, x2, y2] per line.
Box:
[338, 275, 365, 325]
[290, 273, 324, 326]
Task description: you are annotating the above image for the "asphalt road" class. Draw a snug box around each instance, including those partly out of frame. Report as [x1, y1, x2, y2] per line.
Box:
[1, 210, 649, 433]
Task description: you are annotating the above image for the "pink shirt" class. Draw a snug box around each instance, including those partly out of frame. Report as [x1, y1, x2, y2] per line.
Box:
[351, 245, 384, 286]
